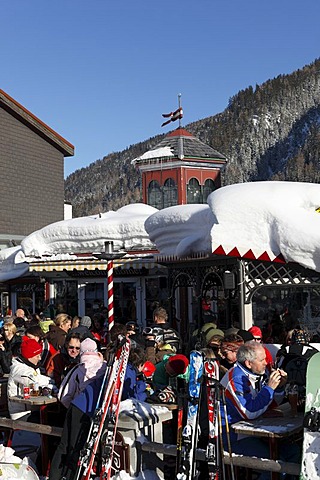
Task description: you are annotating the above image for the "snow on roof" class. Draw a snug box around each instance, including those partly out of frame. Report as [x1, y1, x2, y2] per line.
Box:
[145, 181, 320, 271]
[145, 204, 214, 256]
[0, 246, 29, 281]
[208, 181, 320, 270]
[131, 146, 174, 164]
[1, 181, 320, 281]
[21, 203, 157, 257]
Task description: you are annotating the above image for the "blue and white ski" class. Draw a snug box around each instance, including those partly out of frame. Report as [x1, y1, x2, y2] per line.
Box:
[204, 358, 221, 480]
[176, 350, 204, 480]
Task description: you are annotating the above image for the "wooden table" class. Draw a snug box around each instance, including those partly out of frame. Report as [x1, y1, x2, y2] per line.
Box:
[10, 395, 58, 475]
[231, 404, 302, 480]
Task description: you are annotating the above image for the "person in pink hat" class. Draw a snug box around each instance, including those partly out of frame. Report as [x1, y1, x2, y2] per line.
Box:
[58, 338, 105, 409]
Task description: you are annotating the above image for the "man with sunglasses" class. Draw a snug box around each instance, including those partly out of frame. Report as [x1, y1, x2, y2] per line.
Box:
[46, 333, 81, 387]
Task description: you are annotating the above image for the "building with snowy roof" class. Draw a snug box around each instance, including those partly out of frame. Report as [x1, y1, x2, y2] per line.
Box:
[132, 127, 227, 209]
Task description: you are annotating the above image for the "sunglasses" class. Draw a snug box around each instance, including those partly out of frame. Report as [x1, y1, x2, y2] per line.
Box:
[68, 346, 80, 351]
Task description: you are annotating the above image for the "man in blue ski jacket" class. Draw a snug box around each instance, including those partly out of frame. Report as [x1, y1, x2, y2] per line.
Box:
[220, 341, 300, 479]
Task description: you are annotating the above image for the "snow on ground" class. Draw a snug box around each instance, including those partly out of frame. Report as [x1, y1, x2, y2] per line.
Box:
[1, 181, 320, 281]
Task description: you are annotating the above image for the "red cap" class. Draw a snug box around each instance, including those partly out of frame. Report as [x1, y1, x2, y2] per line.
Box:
[248, 326, 262, 338]
[21, 336, 42, 359]
[142, 361, 156, 378]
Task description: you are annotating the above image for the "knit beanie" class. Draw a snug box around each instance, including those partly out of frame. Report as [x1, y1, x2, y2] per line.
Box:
[224, 327, 239, 336]
[21, 336, 42, 359]
[205, 328, 224, 345]
[237, 329, 254, 342]
[165, 354, 189, 376]
[248, 326, 262, 339]
[80, 316, 92, 328]
[80, 338, 98, 355]
[13, 317, 26, 329]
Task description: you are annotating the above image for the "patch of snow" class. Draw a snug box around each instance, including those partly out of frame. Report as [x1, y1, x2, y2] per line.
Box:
[21, 204, 157, 257]
[145, 204, 214, 256]
[111, 470, 163, 480]
[132, 147, 174, 164]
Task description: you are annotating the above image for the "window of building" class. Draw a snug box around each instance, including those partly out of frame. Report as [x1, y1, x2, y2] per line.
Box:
[148, 180, 162, 209]
[203, 179, 215, 202]
[163, 178, 178, 208]
[187, 178, 201, 203]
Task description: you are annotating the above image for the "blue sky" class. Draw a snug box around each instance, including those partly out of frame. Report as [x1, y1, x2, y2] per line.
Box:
[2, 0, 320, 178]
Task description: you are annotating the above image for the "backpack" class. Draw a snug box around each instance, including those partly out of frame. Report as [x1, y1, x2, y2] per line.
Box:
[154, 326, 181, 353]
[279, 345, 318, 393]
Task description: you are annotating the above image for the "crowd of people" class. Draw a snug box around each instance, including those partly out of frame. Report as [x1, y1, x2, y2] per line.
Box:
[0, 305, 312, 479]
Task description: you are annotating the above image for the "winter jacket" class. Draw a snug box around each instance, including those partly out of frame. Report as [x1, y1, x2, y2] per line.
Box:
[3, 333, 22, 357]
[122, 363, 147, 402]
[46, 348, 79, 387]
[145, 322, 181, 364]
[148, 322, 181, 350]
[40, 338, 57, 372]
[58, 352, 105, 408]
[220, 362, 284, 442]
[72, 375, 103, 416]
[46, 325, 68, 351]
[7, 356, 51, 420]
[0, 348, 12, 374]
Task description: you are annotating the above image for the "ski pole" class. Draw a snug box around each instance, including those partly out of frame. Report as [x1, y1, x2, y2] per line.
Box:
[221, 387, 235, 480]
[174, 379, 185, 476]
[211, 380, 221, 480]
[217, 390, 226, 480]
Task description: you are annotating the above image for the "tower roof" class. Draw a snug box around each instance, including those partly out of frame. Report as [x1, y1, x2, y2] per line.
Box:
[132, 127, 226, 166]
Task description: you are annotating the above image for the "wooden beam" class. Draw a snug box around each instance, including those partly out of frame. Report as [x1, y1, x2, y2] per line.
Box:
[0, 417, 63, 437]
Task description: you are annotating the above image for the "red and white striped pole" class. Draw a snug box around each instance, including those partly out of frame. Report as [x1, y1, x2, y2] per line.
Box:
[107, 259, 114, 331]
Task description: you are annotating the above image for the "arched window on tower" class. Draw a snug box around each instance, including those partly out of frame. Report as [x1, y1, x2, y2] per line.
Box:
[148, 180, 162, 209]
[203, 179, 215, 202]
[163, 178, 178, 208]
[187, 178, 201, 204]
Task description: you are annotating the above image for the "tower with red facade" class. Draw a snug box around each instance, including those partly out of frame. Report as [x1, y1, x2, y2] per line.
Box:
[132, 127, 227, 208]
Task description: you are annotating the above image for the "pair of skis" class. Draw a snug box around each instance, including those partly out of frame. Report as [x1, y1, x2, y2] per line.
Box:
[176, 350, 235, 480]
[74, 335, 130, 480]
[176, 351, 221, 480]
[176, 350, 203, 480]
